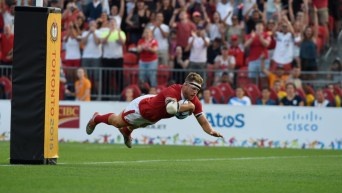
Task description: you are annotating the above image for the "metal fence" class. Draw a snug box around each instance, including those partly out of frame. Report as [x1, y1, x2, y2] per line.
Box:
[1, 65, 341, 101]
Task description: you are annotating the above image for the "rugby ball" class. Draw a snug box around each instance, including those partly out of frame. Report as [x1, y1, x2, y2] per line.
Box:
[175, 99, 191, 119]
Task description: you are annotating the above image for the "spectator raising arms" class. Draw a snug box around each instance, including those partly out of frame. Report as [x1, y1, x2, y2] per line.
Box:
[186, 26, 210, 78]
[100, 19, 126, 93]
[137, 28, 159, 87]
[150, 12, 170, 66]
[244, 21, 271, 82]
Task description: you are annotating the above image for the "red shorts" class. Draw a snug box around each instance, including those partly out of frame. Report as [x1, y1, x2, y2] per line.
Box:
[64, 59, 81, 67]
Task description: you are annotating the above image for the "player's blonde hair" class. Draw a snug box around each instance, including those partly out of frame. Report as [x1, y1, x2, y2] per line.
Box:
[185, 72, 203, 89]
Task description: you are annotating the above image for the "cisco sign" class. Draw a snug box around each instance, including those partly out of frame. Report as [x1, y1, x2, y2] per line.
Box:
[205, 113, 245, 128]
[283, 111, 322, 132]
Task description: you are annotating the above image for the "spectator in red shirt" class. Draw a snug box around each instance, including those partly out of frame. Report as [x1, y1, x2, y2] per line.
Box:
[169, 10, 196, 56]
[244, 21, 271, 81]
[137, 28, 159, 87]
[229, 35, 245, 69]
[0, 24, 13, 65]
[312, 0, 329, 45]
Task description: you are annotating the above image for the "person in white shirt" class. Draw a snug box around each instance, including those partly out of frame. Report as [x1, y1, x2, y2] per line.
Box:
[109, 0, 125, 29]
[214, 45, 236, 85]
[216, 0, 234, 26]
[228, 87, 252, 106]
[82, 20, 102, 68]
[312, 89, 332, 107]
[186, 26, 210, 78]
[272, 16, 295, 69]
[150, 12, 170, 66]
[242, 0, 257, 16]
[100, 19, 126, 94]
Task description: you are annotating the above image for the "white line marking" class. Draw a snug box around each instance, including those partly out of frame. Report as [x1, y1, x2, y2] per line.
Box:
[60, 155, 342, 165]
[1, 155, 341, 166]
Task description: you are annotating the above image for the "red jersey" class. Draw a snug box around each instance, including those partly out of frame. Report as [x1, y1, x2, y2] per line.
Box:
[229, 46, 245, 69]
[139, 84, 203, 122]
[176, 21, 196, 48]
[138, 38, 158, 62]
[0, 34, 14, 63]
[245, 32, 270, 61]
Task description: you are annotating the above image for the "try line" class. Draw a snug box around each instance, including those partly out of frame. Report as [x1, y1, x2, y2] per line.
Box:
[1, 155, 341, 166]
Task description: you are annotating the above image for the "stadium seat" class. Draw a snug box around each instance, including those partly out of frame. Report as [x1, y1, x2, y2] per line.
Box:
[0, 76, 12, 99]
[208, 86, 224, 104]
[123, 53, 138, 66]
[217, 83, 234, 103]
[236, 66, 250, 88]
[157, 65, 170, 86]
[323, 89, 336, 105]
[334, 86, 342, 97]
[121, 84, 141, 100]
[296, 89, 307, 104]
[123, 64, 139, 85]
[243, 83, 261, 104]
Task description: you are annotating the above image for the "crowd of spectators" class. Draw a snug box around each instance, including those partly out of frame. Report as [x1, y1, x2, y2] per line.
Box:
[0, 0, 342, 106]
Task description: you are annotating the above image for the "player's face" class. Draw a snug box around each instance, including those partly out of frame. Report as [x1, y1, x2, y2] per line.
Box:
[185, 84, 200, 100]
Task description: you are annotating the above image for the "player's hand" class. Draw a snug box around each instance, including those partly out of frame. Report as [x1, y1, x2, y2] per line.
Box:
[210, 130, 223, 138]
[187, 101, 195, 115]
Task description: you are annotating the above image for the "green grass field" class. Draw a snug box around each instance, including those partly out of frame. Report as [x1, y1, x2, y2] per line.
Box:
[0, 142, 341, 193]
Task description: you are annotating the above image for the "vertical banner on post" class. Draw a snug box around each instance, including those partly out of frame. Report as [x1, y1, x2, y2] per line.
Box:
[10, 7, 61, 165]
[44, 12, 61, 160]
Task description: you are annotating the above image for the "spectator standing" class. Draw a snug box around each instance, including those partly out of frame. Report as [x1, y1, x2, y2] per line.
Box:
[214, 46, 236, 85]
[109, 0, 125, 29]
[137, 28, 159, 87]
[206, 12, 225, 42]
[225, 15, 245, 44]
[125, 0, 150, 44]
[300, 7, 318, 80]
[66, 68, 92, 101]
[173, 46, 189, 84]
[63, 23, 82, 81]
[216, 0, 234, 26]
[82, 20, 102, 68]
[272, 16, 295, 71]
[157, 0, 174, 25]
[229, 35, 245, 70]
[312, 0, 329, 46]
[169, 10, 196, 54]
[0, 24, 13, 66]
[279, 83, 304, 106]
[62, 2, 82, 30]
[101, 19, 126, 93]
[150, 12, 170, 66]
[84, 0, 102, 21]
[207, 38, 222, 65]
[186, 26, 210, 78]
[244, 21, 271, 82]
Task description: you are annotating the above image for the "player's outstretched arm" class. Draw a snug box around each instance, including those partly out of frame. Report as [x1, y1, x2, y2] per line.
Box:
[196, 115, 223, 138]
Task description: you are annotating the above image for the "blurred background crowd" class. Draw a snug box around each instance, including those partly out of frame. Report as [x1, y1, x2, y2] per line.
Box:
[0, 0, 341, 107]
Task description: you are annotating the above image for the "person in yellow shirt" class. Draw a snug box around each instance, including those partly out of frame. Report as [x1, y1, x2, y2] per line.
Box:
[273, 80, 287, 100]
[66, 68, 92, 101]
[261, 56, 289, 89]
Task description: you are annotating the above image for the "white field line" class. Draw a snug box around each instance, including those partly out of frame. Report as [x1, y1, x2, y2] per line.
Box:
[1, 155, 341, 167]
[64, 155, 342, 165]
